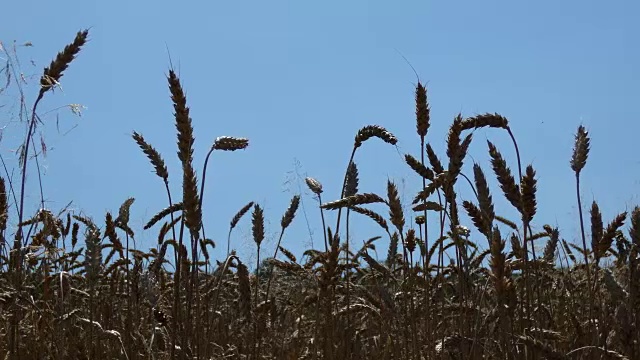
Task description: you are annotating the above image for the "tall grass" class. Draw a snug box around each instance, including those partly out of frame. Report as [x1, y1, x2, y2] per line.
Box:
[0, 30, 639, 360]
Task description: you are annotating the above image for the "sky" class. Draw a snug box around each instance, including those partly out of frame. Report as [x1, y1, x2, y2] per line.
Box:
[1, 0, 639, 268]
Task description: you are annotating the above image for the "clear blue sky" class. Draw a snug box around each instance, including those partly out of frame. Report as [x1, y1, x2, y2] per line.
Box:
[2, 1, 639, 266]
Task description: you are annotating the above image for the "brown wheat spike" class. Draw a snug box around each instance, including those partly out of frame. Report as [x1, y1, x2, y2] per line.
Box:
[305, 177, 323, 195]
[446, 114, 464, 166]
[596, 212, 627, 261]
[543, 226, 560, 263]
[281, 195, 300, 229]
[463, 201, 491, 238]
[132, 131, 169, 181]
[236, 259, 252, 320]
[212, 136, 249, 151]
[104, 212, 120, 248]
[230, 201, 254, 230]
[354, 125, 397, 149]
[252, 204, 265, 246]
[488, 141, 521, 211]
[426, 143, 445, 174]
[73, 214, 98, 232]
[405, 154, 434, 180]
[344, 161, 359, 197]
[168, 69, 193, 164]
[415, 82, 430, 138]
[630, 206, 640, 246]
[412, 201, 444, 212]
[570, 125, 590, 174]
[278, 246, 297, 263]
[412, 172, 448, 204]
[168, 70, 202, 239]
[473, 164, 495, 223]
[115, 197, 135, 227]
[520, 164, 537, 223]
[0, 177, 7, 231]
[489, 227, 508, 293]
[387, 181, 405, 233]
[40, 29, 89, 95]
[590, 201, 604, 257]
[321, 193, 386, 210]
[71, 222, 79, 248]
[509, 233, 525, 260]
[405, 229, 417, 254]
[349, 206, 389, 233]
[461, 113, 509, 131]
[144, 202, 184, 230]
[446, 115, 474, 187]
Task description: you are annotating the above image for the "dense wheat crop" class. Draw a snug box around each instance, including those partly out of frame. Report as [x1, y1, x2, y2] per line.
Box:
[0, 29, 638, 360]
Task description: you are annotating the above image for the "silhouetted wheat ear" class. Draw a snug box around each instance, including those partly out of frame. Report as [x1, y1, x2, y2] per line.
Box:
[182, 165, 202, 237]
[0, 177, 7, 231]
[167, 70, 202, 237]
[168, 70, 193, 165]
[104, 212, 118, 245]
[40, 29, 89, 96]
[405, 229, 417, 253]
[252, 204, 265, 246]
[520, 164, 537, 222]
[344, 162, 359, 197]
[446, 114, 464, 162]
[412, 201, 443, 212]
[412, 172, 448, 204]
[71, 222, 79, 248]
[463, 201, 491, 238]
[405, 154, 434, 180]
[473, 163, 495, 222]
[349, 206, 389, 233]
[212, 136, 249, 151]
[387, 181, 404, 233]
[415, 82, 430, 138]
[596, 212, 627, 261]
[426, 143, 445, 174]
[145, 202, 184, 230]
[236, 259, 252, 320]
[489, 227, 508, 292]
[543, 225, 560, 262]
[321, 193, 385, 210]
[590, 201, 604, 254]
[461, 113, 509, 131]
[132, 131, 169, 181]
[570, 125, 590, 174]
[630, 206, 640, 246]
[444, 114, 472, 191]
[354, 125, 397, 148]
[278, 246, 297, 263]
[487, 141, 521, 211]
[304, 177, 323, 195]
[281, 195, 300, 229]
[230, 201, 254, 230]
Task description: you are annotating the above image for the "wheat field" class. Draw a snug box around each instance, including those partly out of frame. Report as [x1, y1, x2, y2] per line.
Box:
[0, 29, 638, 360]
